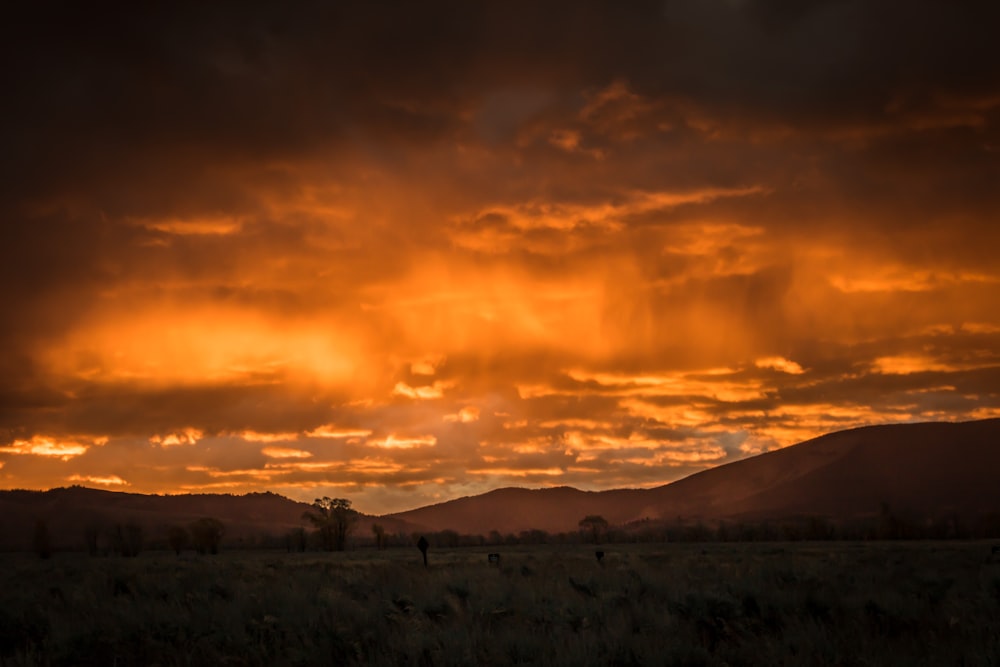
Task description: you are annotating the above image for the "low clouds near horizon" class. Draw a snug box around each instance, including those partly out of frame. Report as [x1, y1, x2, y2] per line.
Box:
[2, 1, 998, 514]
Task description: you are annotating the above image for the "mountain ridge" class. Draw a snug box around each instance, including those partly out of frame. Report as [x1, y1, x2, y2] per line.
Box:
[3, 418, 998, 547]
[384, 418, 1000, 533]
[0, 486, 418, 551]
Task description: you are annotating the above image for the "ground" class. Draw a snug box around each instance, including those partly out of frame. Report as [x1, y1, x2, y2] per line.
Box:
[2, 541, 1000, 666]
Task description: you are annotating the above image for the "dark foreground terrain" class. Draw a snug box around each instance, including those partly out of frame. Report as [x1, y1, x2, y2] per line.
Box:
[2, 542, 1000, 666]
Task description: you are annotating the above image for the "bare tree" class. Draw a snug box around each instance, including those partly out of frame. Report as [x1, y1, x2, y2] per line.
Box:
[302, 497, 358, 551]
[287, 527, 307, 552]
[33, 519, 51, 559]
[84, 523, 100, 556]
[579, 515, 609, 544]
[167, 525, 189, 555]
[190, 517, 225, 555]
[371, 523, 386, 550]
[112, 522, 144, 557]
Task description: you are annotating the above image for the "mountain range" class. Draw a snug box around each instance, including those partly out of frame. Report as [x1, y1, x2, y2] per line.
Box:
[2, 418, 998, 550]
[384, 418, 1000, 533]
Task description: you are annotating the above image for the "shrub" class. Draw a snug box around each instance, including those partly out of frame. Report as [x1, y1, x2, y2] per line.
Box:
[33, 519, 52, 559]
[190, 517, 225, 555]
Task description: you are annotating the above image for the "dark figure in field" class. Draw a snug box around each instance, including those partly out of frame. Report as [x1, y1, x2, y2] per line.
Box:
[417, 536, 429, 567]
[488, 553, 500, 566]
[595, 550, 605, 564]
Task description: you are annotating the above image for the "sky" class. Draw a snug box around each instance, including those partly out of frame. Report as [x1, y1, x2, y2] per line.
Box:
[2, 1, 999, 515]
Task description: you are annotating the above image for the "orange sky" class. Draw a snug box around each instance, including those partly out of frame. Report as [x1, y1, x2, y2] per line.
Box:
[2, 2, 999, 514]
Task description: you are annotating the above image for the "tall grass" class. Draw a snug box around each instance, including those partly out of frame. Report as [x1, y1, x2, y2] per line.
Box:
[2, 542, 999, 665]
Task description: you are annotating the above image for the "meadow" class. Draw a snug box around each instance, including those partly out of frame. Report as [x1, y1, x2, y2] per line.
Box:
[2, 541, 1000, 666]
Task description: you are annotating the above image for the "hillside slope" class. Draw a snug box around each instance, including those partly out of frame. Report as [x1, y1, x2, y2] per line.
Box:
[642, 418, 1000, 521]
[386, 418, 1000, 534]
[0, 487, 416, 551]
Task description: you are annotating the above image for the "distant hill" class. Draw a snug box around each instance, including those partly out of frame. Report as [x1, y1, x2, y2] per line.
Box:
[4, 418, 998, 549]
[0, 487, 417, 551]
[385, 486, 650, 535]
[386, 418, 1000, 534]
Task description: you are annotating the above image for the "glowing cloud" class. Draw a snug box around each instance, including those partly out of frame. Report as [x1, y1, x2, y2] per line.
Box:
[41, 306, 366, 387]
[238, 431, 300, 443]
[130, 215, 243, 236]
[830, 270, 998, 293]
[393, 382, 450, 400]
[755, 357, 806, 374]
[619, 400, 715, 428]
[0, 437, 91, 461]
[367, 435, 437, 449]
[261, 447, 313, 459]
[410, 355, 445, 376]
[461, 186, 763, 235]
[0, 435, 107, 460]
[962, 323, 1000, 334]
[67, 474, 128, 486]
[444, 406, 480, 423]
[562, 369, 767, 402]
[151, 429, 204, 447]
[467, 467, 564, 477]
[306, 426, 373, 439]
[873, 355, 980, 375]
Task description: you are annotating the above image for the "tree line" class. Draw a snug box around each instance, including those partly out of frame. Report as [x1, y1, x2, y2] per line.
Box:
[25, 498, 1000, 559]
[30, 516, 227, 559]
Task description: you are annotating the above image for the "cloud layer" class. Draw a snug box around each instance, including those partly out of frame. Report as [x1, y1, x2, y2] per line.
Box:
[2, 1, 998, 513]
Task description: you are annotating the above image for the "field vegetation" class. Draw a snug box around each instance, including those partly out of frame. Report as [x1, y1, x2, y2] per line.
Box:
[2, 541, 1000, 666]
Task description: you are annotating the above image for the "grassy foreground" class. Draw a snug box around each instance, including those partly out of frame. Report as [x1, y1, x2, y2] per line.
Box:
[2, 541, 1000, 666]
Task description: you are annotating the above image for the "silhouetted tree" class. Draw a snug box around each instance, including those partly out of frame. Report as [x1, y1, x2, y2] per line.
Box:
[372, 523, 386, 550]
[579, 515, 609, 544]
[302, 497, 357, 551]
[112, 522, 143, 557]
[716, 521, 732, 542]
[976, 512, 1000, 539]
[805, 516, 835, 541]
[167, 525, 189, 555]
[683, 521, 713, 542]
[436, 529, 460, 548]
[519, 529, 549, 545]
[877, 501, 918, 540]
[33, 519, 51, 559]
[84, 524, 100, 556]
[286, 527, 308, 552]
[190, 517, 225, 555]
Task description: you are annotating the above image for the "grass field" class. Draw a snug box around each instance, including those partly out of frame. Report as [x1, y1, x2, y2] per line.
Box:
[2, 541, 1000, 666]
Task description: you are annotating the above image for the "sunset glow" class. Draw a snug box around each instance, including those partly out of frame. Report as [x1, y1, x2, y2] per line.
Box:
[1, 2, 998, 514]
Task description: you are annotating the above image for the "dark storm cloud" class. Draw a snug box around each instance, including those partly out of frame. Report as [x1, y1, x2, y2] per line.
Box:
[5, 1, 997, 173]
[4, 1, 995, 251]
